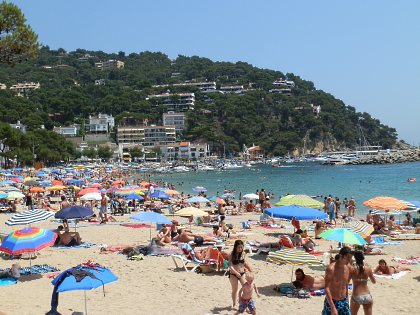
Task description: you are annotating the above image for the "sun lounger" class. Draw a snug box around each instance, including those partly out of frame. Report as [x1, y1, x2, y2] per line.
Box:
[171, 243, 217, 272]
[390, 234, 420, 240]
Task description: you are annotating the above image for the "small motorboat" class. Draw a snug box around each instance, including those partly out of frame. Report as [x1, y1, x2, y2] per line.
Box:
[407, 178, 416, 182]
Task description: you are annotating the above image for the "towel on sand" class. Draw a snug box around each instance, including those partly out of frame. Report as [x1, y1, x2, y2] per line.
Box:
[375, 271, 408, 280]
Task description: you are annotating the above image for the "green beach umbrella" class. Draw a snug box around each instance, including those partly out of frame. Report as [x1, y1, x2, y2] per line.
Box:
[274, 194, 324, 209]
[318, 228, 367, 245]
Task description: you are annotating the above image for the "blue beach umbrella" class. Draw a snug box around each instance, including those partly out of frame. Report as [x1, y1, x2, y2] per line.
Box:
[49, 265, 118, 315]
[265, 205, 328, 221]
[192, 186, 207, 192]
[149, 191, 170, 199]
[55, 206, 94, 220]
[130, 211, 171, 240]
[125, 193, 144, 200]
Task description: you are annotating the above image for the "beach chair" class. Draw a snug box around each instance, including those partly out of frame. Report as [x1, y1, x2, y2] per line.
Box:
[171, 243, 217, 273]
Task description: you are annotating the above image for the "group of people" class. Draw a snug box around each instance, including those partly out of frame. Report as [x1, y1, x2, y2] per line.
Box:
[324, 196, 357, 226]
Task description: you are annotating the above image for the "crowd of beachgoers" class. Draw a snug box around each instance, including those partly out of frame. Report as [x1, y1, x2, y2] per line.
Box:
[0, 163, 419, 315]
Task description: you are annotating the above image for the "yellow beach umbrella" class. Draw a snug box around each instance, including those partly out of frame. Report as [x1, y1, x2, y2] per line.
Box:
[175, 207, 208, 217]
[274, 194, 324, 208]
[6, 191, 25, 200]
[47, 185, 67, 191]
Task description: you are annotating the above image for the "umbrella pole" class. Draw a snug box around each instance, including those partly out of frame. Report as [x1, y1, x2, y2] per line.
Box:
[84, 291, 88, 315]
[290, 265, 294, 283]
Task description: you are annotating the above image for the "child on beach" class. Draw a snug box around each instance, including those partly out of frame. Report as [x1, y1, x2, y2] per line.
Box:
[235, 273, 260, 315]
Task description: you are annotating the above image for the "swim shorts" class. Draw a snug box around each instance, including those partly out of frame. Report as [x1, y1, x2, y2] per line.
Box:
[238, 298, 256, 314]
[194, 236, 204, 245]
[322, 297, 350, 315]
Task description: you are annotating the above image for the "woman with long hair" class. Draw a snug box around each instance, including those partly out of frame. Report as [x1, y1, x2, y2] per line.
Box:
[350, 251, 376, 315]
[228, 239, 253, 307]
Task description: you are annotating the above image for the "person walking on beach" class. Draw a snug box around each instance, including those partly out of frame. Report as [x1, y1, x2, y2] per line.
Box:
[100, 192, 108, 224]
[229, 240, 253, 308]
[258, 189, 265, 208]
[322, 246, 353, 315]
[235, 273, 260, 315]
[328, 198, 337, 226]
[350, 251, 376, 315]
[348, 197, 356, 217]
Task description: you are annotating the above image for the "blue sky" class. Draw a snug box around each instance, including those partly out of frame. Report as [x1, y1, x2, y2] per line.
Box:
[11, 0, 420, 145]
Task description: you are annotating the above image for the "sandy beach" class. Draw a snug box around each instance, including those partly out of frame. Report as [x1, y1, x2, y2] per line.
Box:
[1, 211, 419, 315]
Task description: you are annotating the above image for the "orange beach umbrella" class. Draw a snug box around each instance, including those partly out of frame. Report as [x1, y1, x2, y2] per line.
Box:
[363, 196, 408, 211]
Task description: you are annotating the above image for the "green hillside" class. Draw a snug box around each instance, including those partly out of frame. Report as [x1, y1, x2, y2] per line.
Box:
[0, 47, 398, 157]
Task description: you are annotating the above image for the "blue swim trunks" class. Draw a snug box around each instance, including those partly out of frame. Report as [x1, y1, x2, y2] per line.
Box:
[238, 298, 256, 314]
[322, 297, 350, 315]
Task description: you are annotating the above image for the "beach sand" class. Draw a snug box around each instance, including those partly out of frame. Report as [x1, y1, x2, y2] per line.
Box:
[0, 213, 419, 315]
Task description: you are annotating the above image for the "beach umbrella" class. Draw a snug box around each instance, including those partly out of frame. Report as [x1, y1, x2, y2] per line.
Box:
[267, 248, 321, 281]
[175, 207, 208, 217]
[112, 179, 125, 186]
[52, 180, 64, 186]
[274, 194, 324, 209]
[49, 264, 118, 315]
[243, 193, 259, 200]
[80, 192, 102, 201]
[186, 196, 210, 203]
[90, 183, 102, 188]
[5, 209, 55, 226]
[0, 180, 15, 186]
[165, 189, 180, 196]
[29, 187, 45, 193]
[77, 187, 100, 196]
[344, 221, 374, 239]
[363, 196, 408, 211]
[48, 185, 67, 191]
[149, 191, 170, 199]
[10, 177, 22, 183]
[192, 186, 207, 192]
[55, 206, 94, 220]
[220, 192, 235, 199]
[0, 192, 7, 199]
[130, 211, 171, 240]
[124, 193, 144, 200]
[318, 228, 367, 245]
[1, 186, 20, 192]
[371, 209, 402, 215]
[265, 205, 328, 221]
[23, 180, 40, 187]
[0, 227, 57, 267]
[6, 191, 25, 200]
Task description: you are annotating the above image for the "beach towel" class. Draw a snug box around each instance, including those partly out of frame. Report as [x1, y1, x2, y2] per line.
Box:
[375, 271, 408, 280]
[54, 242, 96, 249]
[121, 223, 151, 229]
[0, 277, 17, 286]
[0, 264, 60, 276]
[149, 244, 183, 256]
[392, 257, 420, 265]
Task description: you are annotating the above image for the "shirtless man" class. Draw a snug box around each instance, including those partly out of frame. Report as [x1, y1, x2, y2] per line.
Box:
[293, 268, 325, 290]
[156, 224, 171, 245]
[174, 228, 216, 245]
[348, 197, 356, 217]
[99, 193, 108, 223]
[58, 227, 82, 246]
[322, 247, 353, 315]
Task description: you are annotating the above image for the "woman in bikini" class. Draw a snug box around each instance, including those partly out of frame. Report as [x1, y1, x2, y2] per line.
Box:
[228, 240, 253, 308]
[350, 251, 376, 315]
[373, 259, 411, 275]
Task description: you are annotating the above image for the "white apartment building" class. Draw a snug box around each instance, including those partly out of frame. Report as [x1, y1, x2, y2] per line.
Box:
[87, 114, 114, 133]
[160, 141, 210, 160]
[219, 85, 245, 94]
[117, 125, 176, 148]
[0, 83, 6, 90]
[273, 79, 295, 88]
[95, 60, 124, 70]
[53, 125, 80, 137]
[269, 88, 292, 96]
[146, 92, 195, 111]
[153, 81, 216, 92]
[162, 112, 186, 134]
[9, 82, 40, 94]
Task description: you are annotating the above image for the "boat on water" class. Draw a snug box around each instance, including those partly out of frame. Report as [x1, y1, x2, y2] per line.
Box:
[271, 164, 283, 168]
[407, 177, 416, 182]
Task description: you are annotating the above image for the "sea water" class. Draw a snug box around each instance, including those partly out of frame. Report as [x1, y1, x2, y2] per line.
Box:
[152, 162, 420, 216]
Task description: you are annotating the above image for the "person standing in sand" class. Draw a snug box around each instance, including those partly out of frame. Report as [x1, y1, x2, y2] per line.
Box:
[235, 273, 260, 315]
[348, 197, 356, 217]
[322, 246, 353, 315]
[350, 251, 376, 315]
[100, 192, 108, 224]
[229, 240, 253, 308]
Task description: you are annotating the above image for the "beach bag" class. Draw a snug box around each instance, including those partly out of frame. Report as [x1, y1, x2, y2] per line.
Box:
[278, 283, 294, 295]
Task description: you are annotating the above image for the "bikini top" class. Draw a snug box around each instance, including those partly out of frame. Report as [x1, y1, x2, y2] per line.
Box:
[354, 278, 368, 282]
[232, 258, 245, 265]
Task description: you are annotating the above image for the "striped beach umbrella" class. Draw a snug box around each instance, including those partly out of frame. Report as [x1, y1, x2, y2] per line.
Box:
[267, 248, 321, 266]
[0, 227, 57, 256]
[363, 196, 408, 211]
[5, 209, 55, 226]
[267, 248, 321, 281]
[344, 221, 374, 239]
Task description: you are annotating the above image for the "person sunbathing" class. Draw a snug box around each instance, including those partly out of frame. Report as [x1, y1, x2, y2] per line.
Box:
[291, 268, 325, 291]
[156, 224, 172, 246]
[0, 263, 21, 280]
[373, 259, 411, 275]
[314, 221, 325, 239]
[58, 228, 82, 246]
[173, 228, 216, 245]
